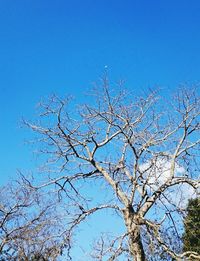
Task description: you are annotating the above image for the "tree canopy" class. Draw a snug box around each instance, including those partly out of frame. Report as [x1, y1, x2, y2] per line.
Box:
[1, 78, 200, 260]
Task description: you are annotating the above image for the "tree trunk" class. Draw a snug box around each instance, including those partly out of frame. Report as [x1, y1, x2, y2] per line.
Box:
[123, 206, 145, 261]
[129, 230, 145, 261]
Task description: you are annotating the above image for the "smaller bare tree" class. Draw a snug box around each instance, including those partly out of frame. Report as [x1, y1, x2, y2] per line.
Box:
[0, 177, 67, 261]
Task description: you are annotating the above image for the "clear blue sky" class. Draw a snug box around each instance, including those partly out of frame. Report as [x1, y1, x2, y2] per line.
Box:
[0, 1, 200, 183]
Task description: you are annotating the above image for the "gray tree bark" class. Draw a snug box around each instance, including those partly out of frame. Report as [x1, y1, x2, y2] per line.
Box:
[123, 206, 145, 261]
[129, 229, 145, 261]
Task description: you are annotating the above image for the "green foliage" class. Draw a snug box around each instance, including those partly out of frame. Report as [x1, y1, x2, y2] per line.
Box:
[183, 198, 200, 253]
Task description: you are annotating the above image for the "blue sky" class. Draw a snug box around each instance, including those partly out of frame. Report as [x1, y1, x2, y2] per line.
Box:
[1, 0, 200, 181]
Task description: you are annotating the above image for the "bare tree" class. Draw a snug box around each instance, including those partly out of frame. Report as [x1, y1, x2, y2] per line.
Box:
[0, 178, 67, 261]
[24, 78, 200, 260]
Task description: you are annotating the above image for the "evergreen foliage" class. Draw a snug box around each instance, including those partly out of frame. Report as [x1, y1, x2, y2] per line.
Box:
[183, 198, 200, 253]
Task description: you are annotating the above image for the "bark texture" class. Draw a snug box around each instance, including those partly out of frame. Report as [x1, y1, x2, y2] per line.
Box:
[123, 206, 145, 261]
